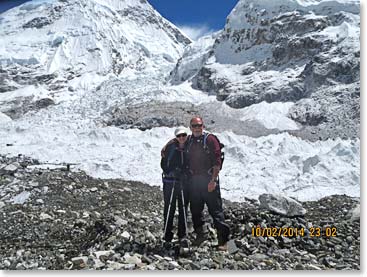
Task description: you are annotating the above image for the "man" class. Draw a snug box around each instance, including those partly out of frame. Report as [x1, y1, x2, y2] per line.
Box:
[186, 116, 230, 251]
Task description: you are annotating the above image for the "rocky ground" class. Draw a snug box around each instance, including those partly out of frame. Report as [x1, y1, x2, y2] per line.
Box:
[0, 155, 360, 270]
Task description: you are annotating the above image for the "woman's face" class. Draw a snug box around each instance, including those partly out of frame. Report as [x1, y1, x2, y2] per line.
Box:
[176, 133, 188, 144]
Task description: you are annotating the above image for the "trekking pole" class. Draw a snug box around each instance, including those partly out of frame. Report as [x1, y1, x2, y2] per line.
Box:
[180, 180, 189, 240]
[179, 177, 191, 254]
[163, 180, 175, 240]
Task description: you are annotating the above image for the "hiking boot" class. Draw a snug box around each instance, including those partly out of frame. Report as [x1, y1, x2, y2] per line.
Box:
[192, 232, 209, 247]
[163, 241, 173, 249]
[179, 238, 190, 248]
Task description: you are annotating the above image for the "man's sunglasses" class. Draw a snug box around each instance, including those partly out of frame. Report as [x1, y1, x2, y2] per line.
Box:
[176, 134, 187, 138]
[191, 124, 203, 128]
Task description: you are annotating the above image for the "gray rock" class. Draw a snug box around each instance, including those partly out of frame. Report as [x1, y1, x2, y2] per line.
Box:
[71, 256, 88, 269]
[282, 237, 293, 244]
[4, 163, 19, 173]
[346, 236, 353, 243]
[22, 17, 52, 29]
[121, 231, 131, 240]
[144, 230, 156, 242]
[234, 253, 243, 261]
[227, 239, 239, 254]
[107, 262, 125, 270]
[114, 216, 128, 227]
[3, 260, 11, 268]
[123, 253, 142, 265]
[346, 204, 360, 222]
[307, 264, 322, 270]
[94, 250, 114, 261]
[34, 98, 55, 109]
[123, 187, 132, 192]
[146, 264, 156, 270]
[15, 263, 26, 270]
[153, 254, 163, 261]
[249, 253, 269, 261]
[91, 258, 105, 269]
[141, 255, 153, 264]
[273, 249, 290, 256]
[39, 212, 53, 220]
[168, 261, 180, 269]
[189, 262, 201, 270]
[10, 190, 29, 205]
[330, 237, 343, 244]
[35, 199, 44, 205]
[259, 194, 306, 216]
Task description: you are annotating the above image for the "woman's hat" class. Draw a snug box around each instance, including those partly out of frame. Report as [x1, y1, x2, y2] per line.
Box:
[174, 126, 188, 136]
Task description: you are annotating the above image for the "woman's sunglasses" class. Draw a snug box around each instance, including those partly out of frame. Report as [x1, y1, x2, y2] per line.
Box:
[176, 134, 187, 138]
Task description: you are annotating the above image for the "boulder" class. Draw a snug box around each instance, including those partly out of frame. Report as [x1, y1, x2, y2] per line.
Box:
[259, 194, 306, 216]
[227, 240, 239, 255]
[71, 256, 88, 269]
[346, 204, 360, 222]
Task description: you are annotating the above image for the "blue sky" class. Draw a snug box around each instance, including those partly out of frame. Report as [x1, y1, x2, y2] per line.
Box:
[0, 0, 238, 40]
[148, 0, 238, 39]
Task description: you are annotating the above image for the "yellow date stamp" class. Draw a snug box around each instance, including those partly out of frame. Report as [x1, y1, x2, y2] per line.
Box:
[251, 226, 337, 237]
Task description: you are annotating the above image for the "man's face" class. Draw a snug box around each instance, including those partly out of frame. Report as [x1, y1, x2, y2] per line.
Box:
[190, 118, 204, 137]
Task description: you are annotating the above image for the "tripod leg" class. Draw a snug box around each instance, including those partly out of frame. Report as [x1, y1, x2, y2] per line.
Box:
[180, 189, 189, 239]
[179, 182, 191, 255]
[163, 182, 175, 240]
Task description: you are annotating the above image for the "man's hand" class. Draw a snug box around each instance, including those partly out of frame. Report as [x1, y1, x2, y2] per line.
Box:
[208, 180, 217, 192]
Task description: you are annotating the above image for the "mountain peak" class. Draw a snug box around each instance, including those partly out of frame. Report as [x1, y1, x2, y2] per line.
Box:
[0, 0, 191, 94]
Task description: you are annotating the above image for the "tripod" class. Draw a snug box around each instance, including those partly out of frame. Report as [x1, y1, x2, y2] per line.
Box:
[162, 174, 190, 251]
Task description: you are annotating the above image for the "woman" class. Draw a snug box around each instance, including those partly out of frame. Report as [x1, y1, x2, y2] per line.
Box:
[161, 126, 190, 248]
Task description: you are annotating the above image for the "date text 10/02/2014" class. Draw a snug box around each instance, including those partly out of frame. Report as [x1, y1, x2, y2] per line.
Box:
[251, 226, 337, 237]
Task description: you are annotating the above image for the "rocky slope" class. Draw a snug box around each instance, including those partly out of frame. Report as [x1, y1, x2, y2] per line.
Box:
[103, 100, 281, 137]
[0, 155, 360, 270]
[168, 0, 360, 141]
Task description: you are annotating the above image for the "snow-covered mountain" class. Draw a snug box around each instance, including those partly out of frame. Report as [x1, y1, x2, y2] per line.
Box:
[0, 0, 360, 202]
[0, 0, 190, 108]
[169, 0, 360, 141]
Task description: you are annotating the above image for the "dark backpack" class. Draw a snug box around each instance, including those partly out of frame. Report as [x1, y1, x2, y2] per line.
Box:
[187, 132, 225, 170]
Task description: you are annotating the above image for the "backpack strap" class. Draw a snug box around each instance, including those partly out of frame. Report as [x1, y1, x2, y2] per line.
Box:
[203, 131, 213, 154]
[185, 134, 194, 153]
[203, 132, 209, 148]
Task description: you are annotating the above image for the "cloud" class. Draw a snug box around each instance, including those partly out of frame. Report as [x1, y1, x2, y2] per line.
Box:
[176, 24, 215, 41]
